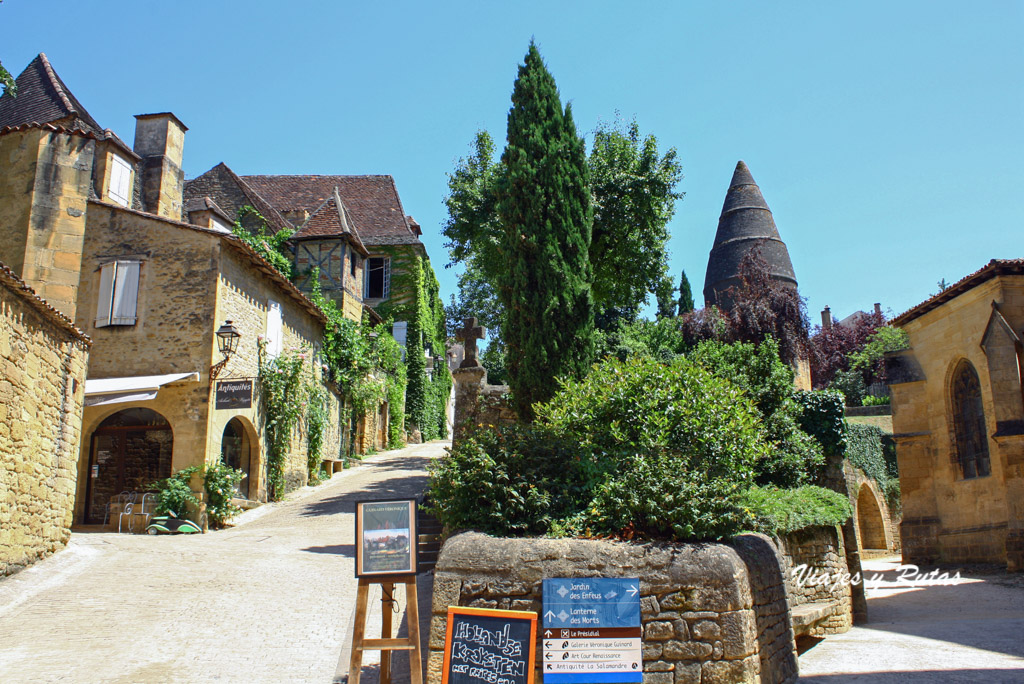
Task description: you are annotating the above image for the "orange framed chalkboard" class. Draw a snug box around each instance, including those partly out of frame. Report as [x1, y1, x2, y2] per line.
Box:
[442, 606, 537, 684]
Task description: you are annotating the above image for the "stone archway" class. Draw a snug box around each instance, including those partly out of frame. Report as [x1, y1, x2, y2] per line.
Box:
[84, 407, 173, 524]
[857, 484, 888, 550]
[221, 417, 256, 500]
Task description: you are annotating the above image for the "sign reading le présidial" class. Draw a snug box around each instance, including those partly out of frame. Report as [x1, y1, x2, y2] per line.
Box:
[542, 578, 642, 684]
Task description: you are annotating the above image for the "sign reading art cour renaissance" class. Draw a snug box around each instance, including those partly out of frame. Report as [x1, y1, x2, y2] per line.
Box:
[542, 578, 642, 684]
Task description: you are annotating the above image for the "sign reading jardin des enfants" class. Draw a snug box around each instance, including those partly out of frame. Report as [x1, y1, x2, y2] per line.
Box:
[215, 379, 253, 409]
[542, 578, 642, 684]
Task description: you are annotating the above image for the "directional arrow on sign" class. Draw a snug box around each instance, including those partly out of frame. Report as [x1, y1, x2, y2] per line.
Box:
[545, 610, 556, 620]
[545, 642, 553, 649]
[627, 584, 638, 597]
[546, 653, 553, 660]
[547, 664, 552, 671]
[544, 630, 552, 638]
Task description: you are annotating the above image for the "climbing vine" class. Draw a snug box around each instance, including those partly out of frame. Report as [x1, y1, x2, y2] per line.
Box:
[306, 372, 329, 484]
[375, 250, 452, 441]
[233, 206, 295, 279]
[257, 341, 308, 500]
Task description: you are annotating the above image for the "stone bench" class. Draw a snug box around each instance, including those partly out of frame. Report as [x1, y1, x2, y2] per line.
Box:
[790, 601, 838, 637]
[323, 459, 346, 475]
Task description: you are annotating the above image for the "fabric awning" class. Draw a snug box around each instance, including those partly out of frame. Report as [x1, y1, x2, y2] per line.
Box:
[84, 372, 201, 407]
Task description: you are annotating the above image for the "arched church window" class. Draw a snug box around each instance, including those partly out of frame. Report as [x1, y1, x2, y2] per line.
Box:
[951, 360, 991, 479]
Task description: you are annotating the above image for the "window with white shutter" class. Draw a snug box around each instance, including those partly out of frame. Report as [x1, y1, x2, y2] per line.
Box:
[266, 300, 283, 358]
[365, 257, 390, 299]
[108, 155, 133, 207]
[95, 260, 141, 327]
[392, 320, 408, 362]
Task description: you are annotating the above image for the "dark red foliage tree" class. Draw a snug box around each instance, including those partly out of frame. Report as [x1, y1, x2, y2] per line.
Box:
[808, 310, 884, 389]
[681, 253, 810, 366]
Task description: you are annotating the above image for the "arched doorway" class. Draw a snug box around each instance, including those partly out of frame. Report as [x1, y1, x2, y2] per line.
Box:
[221, 417, 253, 499]
[857, 485, 888, 550]
[84, 408, 173, 524]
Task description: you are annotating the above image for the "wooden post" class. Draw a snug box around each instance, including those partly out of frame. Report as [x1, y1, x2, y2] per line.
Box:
[349, 576, 422, 684]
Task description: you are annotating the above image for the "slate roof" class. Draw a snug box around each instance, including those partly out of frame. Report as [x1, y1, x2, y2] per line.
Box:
[294, 189, 369, 256]
[703, 161, 797, 307]
[0, 53, 103, 134]
[891, 259, 1024, 327]
[241, 175, 422, 246]
[184, 163, 293, 235]
[0, 260, 91, 344]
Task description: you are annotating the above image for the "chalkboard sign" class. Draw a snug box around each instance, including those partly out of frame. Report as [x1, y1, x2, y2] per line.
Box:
[442, 606, 537, 684]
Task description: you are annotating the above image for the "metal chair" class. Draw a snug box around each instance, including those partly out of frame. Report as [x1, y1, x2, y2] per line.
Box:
[116, 491, 139, 533]
[103, 491, 132, 528]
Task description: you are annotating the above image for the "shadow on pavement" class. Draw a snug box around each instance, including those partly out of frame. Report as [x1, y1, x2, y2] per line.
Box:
[303, 543, 356, 557]
[800, 669, 1024, 683]
[301, 455, 431, 518]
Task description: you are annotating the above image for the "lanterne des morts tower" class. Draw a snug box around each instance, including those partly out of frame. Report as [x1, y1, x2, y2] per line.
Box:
[703, 161, 798, 308]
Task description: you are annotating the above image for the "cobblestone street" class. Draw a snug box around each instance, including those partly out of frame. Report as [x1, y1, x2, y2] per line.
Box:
[0, 441, 446, 684]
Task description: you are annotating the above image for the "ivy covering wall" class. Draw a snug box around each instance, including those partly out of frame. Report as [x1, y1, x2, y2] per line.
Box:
[375, 246, 452, 441]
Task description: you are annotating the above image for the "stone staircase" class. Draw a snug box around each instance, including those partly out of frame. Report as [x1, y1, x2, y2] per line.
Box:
[417, 499, 443, 574]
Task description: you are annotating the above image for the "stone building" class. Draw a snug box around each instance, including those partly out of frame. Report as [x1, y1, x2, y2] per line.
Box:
[187, 170, 453, 444]
[888, 259, 1024, 570]
[704, 161, 810, 389]
[0, 54, 345, 524]
[0, 263, 90, 575]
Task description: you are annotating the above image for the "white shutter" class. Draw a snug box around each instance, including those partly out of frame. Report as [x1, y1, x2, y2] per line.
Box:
[383, 258, 391, 298]
[95, 262, 115, 327]
[109, 155, 132, 207]
[266, 300, 283, 358]
[110, 261, 140, 325]
[391, 321, 408, 347]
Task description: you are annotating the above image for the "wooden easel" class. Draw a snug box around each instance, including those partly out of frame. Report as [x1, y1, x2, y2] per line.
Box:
[349, 575, 422, 684]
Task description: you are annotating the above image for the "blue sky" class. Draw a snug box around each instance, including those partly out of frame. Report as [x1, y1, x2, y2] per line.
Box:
[3, 1, 1022, 326]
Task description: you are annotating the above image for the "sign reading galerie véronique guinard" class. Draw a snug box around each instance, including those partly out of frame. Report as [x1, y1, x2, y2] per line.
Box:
[354, 498, 417, 577]
[442, 606, 537, 684]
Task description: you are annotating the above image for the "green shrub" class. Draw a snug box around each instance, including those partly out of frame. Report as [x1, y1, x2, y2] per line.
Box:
[154, 466, 200, 517]
[795, 389, 847, 458]
[832, 369, 865, 406]
[846, 423, 900, 511]
[428, 425, 604, 536]
[742, 485, 852, 536]
[688, 339, 824, 486]
[204, 461, 244, 528]
[431, 356, 770, 541]
[863, 394, 891, 406]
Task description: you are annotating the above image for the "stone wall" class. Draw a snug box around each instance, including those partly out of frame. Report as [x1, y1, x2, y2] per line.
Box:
[775, 527, 853, 638]
[427, 532, 798, 684]
[0, 263, 90, 576]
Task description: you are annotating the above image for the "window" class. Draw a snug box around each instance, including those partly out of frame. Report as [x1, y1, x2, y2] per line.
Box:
[95, 260, 140, 327]
[364, 257, 390, 299]
[350, 250, 358, 279]
[108, 154, 133, 207]
[265, 300, 283, 358]
[951, 360, 991, 479]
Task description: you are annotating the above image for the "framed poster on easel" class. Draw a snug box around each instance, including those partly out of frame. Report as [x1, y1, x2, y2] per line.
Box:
[355, 498, 418, 578]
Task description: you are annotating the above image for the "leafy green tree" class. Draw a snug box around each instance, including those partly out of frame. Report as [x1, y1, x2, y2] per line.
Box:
[654, 275, 676, 319]
[232, 206, 294, 279]
[588, 118, 682, 319]
[677, 269, 694, 314]
[442, 112, 682, 334]
[849, 325, 909, 386]
[495, 43, 595, 420]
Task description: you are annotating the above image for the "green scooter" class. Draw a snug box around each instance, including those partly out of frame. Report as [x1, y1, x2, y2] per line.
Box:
[146, 511, 202, 534]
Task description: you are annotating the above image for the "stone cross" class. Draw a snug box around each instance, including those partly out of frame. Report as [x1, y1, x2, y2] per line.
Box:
[455, 317, 487, 368]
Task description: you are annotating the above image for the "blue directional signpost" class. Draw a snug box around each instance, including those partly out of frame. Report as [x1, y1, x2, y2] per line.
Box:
[541, 578, 642, 684]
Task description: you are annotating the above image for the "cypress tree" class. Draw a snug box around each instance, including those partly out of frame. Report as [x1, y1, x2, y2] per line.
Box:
[496, 43, 595, 420]
[678, 269, 695, 314]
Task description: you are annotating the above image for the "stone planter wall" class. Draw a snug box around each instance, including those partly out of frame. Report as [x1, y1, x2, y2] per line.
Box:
[776, 526, 853, 637]
[427, 532, 799, 684]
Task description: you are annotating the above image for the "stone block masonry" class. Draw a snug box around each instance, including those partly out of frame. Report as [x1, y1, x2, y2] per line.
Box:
[0, 263, 90, 577]
[427, 532, 799, 684]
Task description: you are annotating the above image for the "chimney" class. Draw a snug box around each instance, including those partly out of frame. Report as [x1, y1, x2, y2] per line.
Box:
[821, 306, 832, 330]
[133, 113, 187, 220]
[874, 302, 882, 317]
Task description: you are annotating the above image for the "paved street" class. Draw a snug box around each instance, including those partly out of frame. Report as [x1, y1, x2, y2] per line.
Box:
[798, 556, 1024, 682]
[0, 441, 447, 684]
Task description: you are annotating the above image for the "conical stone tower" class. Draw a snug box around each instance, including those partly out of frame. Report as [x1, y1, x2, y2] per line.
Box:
[703, 161, 797, 308]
